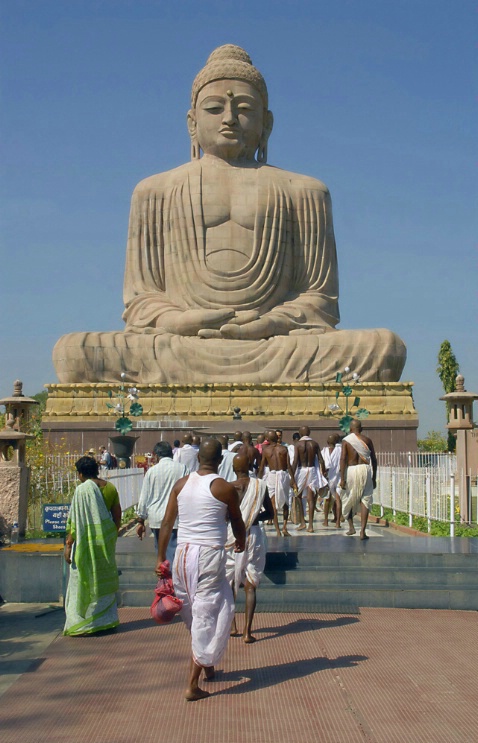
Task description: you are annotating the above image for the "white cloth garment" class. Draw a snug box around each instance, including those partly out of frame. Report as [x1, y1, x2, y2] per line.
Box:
[218, 449, 237, 482]
[173, 543, 234, 667]
[172, 471, 234, 668]
[228, 440, 243, 452]
[173, 444, 199, 472]
[177, 472, 227, 548]
[322, 444, 342, 495]
[225, 478, 268, 589]
[264, 470, 290, 509]
[340, 464, 373, 517]
[226, 525, 266, 589]
[343, 433, 371, 463]
[136, 457, 188, 528]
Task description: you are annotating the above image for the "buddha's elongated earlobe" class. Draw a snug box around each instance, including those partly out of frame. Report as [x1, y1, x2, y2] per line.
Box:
[191, 137, 200, 160]
[257, 110, 273, 164]
[257, 140, 268, 163]
[187, 110, 200, 161]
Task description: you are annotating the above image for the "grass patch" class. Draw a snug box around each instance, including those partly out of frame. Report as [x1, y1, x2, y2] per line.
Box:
[370, 505, 478, 537]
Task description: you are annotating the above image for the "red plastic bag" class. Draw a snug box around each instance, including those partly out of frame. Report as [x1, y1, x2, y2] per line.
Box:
[150, 560, 183, 624]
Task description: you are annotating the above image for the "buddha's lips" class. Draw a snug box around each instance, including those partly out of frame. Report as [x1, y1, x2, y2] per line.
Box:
[219, 128, 239, 137]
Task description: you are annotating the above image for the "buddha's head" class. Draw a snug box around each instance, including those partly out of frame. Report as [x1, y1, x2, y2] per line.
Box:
[188, 44, 273, 163]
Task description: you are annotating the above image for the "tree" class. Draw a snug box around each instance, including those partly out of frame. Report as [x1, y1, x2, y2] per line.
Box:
[437, 340, 459, 452]
[417, 430, 447, 452]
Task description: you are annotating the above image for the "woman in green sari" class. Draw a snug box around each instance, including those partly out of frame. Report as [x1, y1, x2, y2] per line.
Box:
[64, 456, 122, 635]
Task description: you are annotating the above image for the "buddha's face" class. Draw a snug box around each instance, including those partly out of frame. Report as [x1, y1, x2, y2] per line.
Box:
[191, 79, 265, 161]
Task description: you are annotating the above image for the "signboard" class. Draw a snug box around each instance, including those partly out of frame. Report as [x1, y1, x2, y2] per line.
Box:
[42, 503, 70, 533]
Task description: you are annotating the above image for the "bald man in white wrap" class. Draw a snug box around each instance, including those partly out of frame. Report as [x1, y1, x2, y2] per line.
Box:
[157, 438, 246, 701]
[338, 420, 377, 540]
[226, 454, 274, 643]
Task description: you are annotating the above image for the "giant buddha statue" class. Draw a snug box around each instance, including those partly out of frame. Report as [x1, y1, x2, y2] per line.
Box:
[53, 45, 406, 385]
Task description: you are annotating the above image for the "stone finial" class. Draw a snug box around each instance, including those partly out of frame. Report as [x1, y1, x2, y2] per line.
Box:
[456, 374, 465, 392]
[13, 380, 24, 397]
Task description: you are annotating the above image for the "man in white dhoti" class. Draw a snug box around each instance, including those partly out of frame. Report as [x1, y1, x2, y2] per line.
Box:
[259, 430, 298, 536]
[292, 426, 328, 532]
[173, 432, 200, 473]
[217, 436, 237, 482]
[338, 421, 377, 540]
[321, 434, 342, 527]
[157, 439, 246, 701]
[226, 454, 273, 643]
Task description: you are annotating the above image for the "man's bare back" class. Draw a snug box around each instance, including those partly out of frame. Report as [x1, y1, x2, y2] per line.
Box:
[260, 442, 289, 473]
[237, 441, 261, 472]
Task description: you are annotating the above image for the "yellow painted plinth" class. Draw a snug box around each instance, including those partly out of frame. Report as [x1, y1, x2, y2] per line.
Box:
[44, 382, 417, 423]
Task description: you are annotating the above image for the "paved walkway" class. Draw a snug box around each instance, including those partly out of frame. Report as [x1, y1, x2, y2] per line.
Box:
[1, 603, 476, 743]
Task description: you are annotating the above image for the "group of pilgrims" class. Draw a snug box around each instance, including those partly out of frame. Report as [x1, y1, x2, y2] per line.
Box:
[63, 422, 376, 702]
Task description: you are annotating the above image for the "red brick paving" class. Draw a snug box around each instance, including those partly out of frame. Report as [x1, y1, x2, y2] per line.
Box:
[1, 608, 477, 743]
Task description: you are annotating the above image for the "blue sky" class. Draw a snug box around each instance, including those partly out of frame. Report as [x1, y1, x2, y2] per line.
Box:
[1, 0, 476, 437]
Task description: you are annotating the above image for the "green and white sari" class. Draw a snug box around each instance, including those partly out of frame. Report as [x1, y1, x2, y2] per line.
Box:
[64, 479, 119, 636]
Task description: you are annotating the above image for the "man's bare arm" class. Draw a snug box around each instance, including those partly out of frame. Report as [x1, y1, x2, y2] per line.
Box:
[369, 439, 377, 486]
[258, 450, 267, 479]
[259, 488, 274, 521]
[339, 441, 348, 487]
[211, 479, 246, 552]
[155, 479, 185, 574]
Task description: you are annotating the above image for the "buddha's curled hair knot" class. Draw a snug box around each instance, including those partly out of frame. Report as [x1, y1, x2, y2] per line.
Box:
[191, 44, 268, 108]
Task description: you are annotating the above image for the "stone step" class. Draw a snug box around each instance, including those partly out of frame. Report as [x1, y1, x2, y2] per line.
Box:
[117, 583, 478, 611]
[116, 550, 478, 570]
[118, 565, 478, 589]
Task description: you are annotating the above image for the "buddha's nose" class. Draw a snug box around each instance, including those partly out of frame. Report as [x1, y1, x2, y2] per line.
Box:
[222, 103, 237, 126]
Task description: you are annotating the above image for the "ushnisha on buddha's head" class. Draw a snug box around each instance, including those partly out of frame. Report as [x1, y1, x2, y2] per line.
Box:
[188, 44, 273, 164]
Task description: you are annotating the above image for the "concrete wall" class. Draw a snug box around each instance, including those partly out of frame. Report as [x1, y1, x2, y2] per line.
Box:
[0, 551, 64, 603]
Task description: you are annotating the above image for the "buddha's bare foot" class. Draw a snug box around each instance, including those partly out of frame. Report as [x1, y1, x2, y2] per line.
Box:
[296, 523, 307, 531]
[243, 633, 256, 644]
[203, 666, 215, 680]
[360, 532, 369, 541]
[185, 687, 211, 701]
[346, 527, 356, 536]
[307, 527, 314, 533]
[282, 528, 291, 537]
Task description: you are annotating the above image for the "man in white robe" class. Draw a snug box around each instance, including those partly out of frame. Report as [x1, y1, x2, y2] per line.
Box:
[225, 454, 274, 643]
[321, 434, 342, 527]
[259, 431, 298, 537]
[157, 439, 246, 701]
[339, 421, 377, 540]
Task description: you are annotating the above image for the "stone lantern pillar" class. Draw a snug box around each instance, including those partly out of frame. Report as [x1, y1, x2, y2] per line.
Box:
[0, 381, 39, 540]
[440, 374, 478, 523]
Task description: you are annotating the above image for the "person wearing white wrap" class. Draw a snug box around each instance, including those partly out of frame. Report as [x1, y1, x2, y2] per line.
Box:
[292, 426, 328, 532]
[157, 438, 246, 702]
[259, 430, 298, 537]
[226, 454, 274, 643]
[321, 434, 342, 527]
[339, 420, 377, 540]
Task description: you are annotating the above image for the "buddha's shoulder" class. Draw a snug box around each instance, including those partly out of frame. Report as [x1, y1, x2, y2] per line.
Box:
[133, 162, 197, 195]
[261, 165, 330, 195]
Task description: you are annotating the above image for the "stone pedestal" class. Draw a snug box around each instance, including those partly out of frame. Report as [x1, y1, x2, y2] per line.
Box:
[0, 465, 30, 538]
[42, 381, 418, 453]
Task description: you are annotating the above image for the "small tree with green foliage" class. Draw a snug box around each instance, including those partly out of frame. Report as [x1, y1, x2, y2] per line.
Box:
[417, 430, 447, 452]
[437, 340, 459, 452]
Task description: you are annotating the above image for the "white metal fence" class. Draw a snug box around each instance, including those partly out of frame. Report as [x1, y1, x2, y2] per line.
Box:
[375, 465, 477, 534]
[104, 468, 144, 511]
[27, 458, 144, 532]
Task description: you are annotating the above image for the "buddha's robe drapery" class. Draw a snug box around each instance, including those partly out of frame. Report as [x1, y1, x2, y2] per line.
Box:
[53, 162, 406, 384]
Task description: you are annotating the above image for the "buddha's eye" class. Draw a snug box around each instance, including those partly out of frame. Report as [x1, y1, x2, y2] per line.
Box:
[203, 104, 223, 114]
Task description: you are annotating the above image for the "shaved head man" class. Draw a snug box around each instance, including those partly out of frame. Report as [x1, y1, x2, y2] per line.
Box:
[226, 453, 273, 642]
[157, 437, 246, 700]
[339, 421, 377, 540]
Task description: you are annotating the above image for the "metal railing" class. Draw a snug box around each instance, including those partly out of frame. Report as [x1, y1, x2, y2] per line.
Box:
[375, 465, 476, 534]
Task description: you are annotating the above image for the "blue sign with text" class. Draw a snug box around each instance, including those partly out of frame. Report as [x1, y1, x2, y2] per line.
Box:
[42, 503, 70, 532]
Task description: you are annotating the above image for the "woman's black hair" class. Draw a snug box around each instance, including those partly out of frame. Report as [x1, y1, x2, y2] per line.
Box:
[75, 455, 100, 479]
